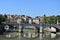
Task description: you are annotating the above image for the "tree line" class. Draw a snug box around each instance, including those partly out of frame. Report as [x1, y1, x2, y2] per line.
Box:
[43, 14, 60, 24]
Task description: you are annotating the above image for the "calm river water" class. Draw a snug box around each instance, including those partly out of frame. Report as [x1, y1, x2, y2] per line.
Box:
[0, 32, 60, 40]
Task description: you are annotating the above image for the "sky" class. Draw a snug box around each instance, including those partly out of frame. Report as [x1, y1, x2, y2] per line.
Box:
[0, 0, 60, 17]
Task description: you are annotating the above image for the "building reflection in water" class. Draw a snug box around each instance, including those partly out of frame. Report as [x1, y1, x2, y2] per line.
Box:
[1, 30, 60, 40]
[2, 23, 60, 40]
[4, 25, 40, 39]
[22, 26, 39, 38]
[39, 32, 60, 40]
[4, 32, 57, 40]
[4, 32, 39, 39]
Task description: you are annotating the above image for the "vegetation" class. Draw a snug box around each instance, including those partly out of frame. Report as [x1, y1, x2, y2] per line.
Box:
[24, 26, 37, 30]
[0, 14, 6, 23]
[43, 14, 60, 24]
[43, 14, 47, 24]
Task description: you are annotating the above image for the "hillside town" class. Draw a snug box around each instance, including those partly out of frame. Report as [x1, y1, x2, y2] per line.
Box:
[0, 14, 60, 38]
[1, 14, 60, 24]
[3, 14, 43, 24]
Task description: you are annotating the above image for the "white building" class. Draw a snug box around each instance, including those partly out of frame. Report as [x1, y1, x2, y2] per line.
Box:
[17, 19, 22, 24]
[28, 18, 32, 24]
[33, 18, 40, 24]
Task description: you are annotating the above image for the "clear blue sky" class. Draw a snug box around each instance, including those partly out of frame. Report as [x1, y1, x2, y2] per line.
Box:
[0, 0, 60, 17]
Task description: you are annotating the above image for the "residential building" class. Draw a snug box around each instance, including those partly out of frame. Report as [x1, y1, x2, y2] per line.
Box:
[33, 18, 40, 24]
[28, 18, 33, 24]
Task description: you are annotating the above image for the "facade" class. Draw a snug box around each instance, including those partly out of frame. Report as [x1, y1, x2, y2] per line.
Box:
[33, 18, 40, 24]
[35, 16, 43, 23]
[39, 17, 43, 23]
[6, 15, 44, 24]
[17, 18, 22, 23]
[7, 15, 13, 22]
[28, 18, 33, 24]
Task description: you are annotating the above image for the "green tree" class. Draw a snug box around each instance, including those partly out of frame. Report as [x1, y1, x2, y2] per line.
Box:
[43, 14, 47, 24]
[43, 15, 57, 24]
[0, 14, 6, 23]
[4, 14, 7, 18]
[57, 15, 60, 23]
[47, 16, 57, 24]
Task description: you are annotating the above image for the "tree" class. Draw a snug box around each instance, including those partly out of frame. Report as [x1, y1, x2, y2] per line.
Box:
[47, 16, 57, 24]
[43, 14, 47, 24]
[4, 14, 7, 18]
[0, 14, 6, 23]
[57, 15, 60, 23]
[43, 15, 57, 24]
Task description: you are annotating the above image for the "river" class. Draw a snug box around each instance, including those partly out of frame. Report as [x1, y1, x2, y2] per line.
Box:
[0, 32, 60, 40]
[0, 32, 40, 40]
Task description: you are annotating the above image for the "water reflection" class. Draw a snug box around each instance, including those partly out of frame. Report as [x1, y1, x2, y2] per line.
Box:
[4, 32, 21, 38]
[0, 32, 40, 40]
[51, 33, 56, 38]
[0, 32, 60, 40]
[40, 32, 60, 40]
